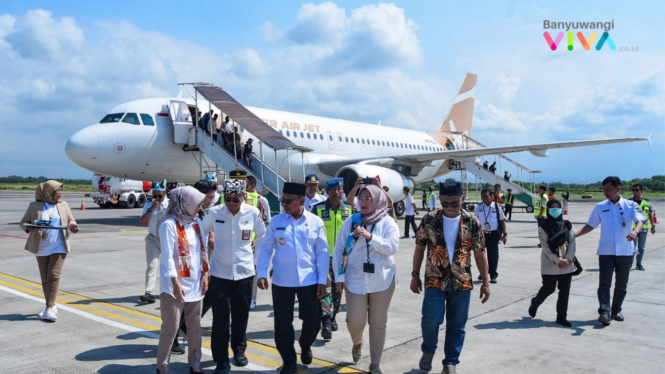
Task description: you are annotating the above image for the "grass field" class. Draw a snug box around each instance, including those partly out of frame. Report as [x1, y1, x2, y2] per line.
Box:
[413, 190, 665, 203]
[0, 183, 96, 192]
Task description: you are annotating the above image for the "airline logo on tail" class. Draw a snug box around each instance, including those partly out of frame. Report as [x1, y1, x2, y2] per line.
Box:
[434, 73, 476, 149]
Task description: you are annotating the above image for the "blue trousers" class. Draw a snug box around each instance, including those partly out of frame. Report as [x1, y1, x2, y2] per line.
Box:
[421, 286, 471, 365]
[631, 231, 647, 266]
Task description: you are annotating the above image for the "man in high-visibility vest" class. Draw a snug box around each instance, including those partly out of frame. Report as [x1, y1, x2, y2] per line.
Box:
[427, 186, 437, 213]
[245, 175, 272, 309]
[312, 177, 352, 340]
[629, 184, 655, 271]
[534, 185, 548, 247]
[504, 188, 514, 221]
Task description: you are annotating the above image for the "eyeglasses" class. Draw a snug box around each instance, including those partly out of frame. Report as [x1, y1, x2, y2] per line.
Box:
[441, 201, 461, 208]
[225, 197, 242, 203]
[358, 197, 373, 203]
[280, 198, 296, 205]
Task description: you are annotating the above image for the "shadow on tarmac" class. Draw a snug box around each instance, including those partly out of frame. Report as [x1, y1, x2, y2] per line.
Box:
[74, 217, 141, 227]
[473, 316, 606, 336]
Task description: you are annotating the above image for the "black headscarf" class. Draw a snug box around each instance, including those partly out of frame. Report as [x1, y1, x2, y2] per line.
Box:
[540, 198, 571, 254]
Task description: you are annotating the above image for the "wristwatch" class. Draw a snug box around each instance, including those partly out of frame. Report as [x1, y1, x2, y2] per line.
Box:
[411, 271, 420, 277]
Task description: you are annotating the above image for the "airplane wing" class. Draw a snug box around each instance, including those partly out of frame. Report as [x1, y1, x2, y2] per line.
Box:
[317, 136, 650, 175]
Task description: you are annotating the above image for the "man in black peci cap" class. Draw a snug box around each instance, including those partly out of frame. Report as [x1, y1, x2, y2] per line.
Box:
[410, 182, 490, 374]
[256, 182, 329, 374]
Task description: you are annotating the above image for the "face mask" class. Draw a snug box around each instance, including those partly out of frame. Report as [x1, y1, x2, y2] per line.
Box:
[549, 208, 562, 218]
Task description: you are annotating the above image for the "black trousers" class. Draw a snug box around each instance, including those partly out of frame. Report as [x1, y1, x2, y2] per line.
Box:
[533, 273, 572, 319]
[485, 230, 500, 279]
[404, 215, 418, 236]
[504, 204, 513, 220]
[272, 284, 321, 366]
[208, 275, 254, 364]
[598, 255, 631, 315]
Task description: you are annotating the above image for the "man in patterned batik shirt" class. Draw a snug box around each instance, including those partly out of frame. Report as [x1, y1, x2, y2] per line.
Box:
[410, 182, 491, 374]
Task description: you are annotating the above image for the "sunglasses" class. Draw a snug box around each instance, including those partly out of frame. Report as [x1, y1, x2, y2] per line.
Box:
[153, 194, 165, 199]
[225, 197, 242, 203]
[441, 201, 461, 208]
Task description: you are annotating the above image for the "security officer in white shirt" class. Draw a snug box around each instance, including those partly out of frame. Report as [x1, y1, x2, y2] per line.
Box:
[575, 176, 645, 326]
[202, 179, 266, 372]
[256, 182, 329, 374]
[138, 181, 169, 303]
[304, 174, 326, 211]
[474, 189, 507, 283]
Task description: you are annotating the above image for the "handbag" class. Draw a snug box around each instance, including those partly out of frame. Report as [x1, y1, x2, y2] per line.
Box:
[572, 257, 583, 276]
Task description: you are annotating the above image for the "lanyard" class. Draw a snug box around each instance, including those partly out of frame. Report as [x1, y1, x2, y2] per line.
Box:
[482, 203, 493, 225]
[364, 224, 376, 263]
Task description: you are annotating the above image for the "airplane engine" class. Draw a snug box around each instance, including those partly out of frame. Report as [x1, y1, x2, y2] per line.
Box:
[336, 164, 415, 217]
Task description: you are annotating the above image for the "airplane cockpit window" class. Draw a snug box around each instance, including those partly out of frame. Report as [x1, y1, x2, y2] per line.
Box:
[140, 114, 155, 126]
[122, 113, 140, 125]
[100, 113, 124, 123]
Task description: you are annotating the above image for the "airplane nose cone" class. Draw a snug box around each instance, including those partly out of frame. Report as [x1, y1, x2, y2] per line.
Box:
[65, 127, 99, 170]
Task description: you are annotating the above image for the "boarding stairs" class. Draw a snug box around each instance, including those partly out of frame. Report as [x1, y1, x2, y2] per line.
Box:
[453, 135, 540, 207]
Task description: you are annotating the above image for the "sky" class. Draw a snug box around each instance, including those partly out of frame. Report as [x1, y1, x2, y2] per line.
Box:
[0, 0, 663, 183]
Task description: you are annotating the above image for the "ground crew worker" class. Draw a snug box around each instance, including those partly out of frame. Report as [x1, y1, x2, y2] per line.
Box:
[312, 178, 352, 340]
[219, 169, 247, 204]
[256, 182, 329, 374]
[304, 174, 326, 211]
[534, 185, 547, 247]
[504, 188, 514, 221]
[427, 186, 437, 213]
[629, 184, 655, 270]
[138, 181, 169, 304]
[245, 175, 271, 309]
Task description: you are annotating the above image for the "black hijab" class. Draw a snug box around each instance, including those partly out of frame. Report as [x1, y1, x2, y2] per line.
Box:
[540, 198, 571, 254]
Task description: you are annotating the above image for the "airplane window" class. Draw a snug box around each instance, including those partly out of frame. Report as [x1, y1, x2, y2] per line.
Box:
[279, 130, 283, 135]
[329, 135, 333, 141]
[361, 139, 365, 144]
[100, 113, 124, 123]
[300, 132, 304, 138]
[372, 140, 376, 145]
[307, 133, 311, 139]
[339, 136, 342, 142]
[140, 114, 154, 126]
[351, 138, 354, 143]
[345, 137, 349, 142]
[356, 138, 359, 143]
[122, 113, 140, 125]
[286, 130, 291, 137]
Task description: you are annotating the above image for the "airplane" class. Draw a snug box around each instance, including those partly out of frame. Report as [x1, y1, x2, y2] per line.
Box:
[65, 73, 650, 215]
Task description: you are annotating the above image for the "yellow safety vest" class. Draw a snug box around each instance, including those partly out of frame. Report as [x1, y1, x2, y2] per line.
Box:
[534, 194, 547, 217]
[631, 198, 651, 230]
[314, 201, 353, 256]
[505, 194, 514, 205]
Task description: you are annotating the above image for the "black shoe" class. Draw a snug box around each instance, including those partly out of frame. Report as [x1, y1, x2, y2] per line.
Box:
[611, 312, 624, 321]
[401, 235, 409, 239]
[213, 362, 230, 374]
[331, 316, 338, 332]
[233, 352, 249, 367]
[412, 235, 417, 238]
[598, 313, 611, 326]
[140, 293, 156, 303]
[280, 364, 298, 374]
[537, 244, 542, 248]
[528, 298, 538, 318]
[321, 317, 332, 340]
[636, 264, 645, 271]
[170, 342, 185, 355]
[490, 278, 497, 284]
[189, 367, 204, 374]
[301, 346, 313, 365]
[556, 318, 572, 327]
[477, 275, 482, 281]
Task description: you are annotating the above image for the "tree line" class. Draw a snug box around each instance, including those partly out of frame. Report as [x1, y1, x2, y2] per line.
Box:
[0, 175, 91, 185]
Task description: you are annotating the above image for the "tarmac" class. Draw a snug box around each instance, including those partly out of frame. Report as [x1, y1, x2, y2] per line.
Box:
[0, 190, 663, 374]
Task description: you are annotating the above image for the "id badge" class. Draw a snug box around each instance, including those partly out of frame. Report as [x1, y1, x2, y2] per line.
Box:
[241, 230, 251, 240]
[485, 222, 491, 230]
[363, 262, 375, 274]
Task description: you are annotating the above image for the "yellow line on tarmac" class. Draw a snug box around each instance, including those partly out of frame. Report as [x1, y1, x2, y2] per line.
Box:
[0, 272, 363, 373]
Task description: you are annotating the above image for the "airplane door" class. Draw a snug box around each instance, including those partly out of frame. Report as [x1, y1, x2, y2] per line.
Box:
[326, 131, 335, 150]
[336, 132, 344, 151]
[169, 100, 193, 145]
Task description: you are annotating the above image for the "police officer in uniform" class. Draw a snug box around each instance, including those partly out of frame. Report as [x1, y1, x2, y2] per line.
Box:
[474, 189, 507, 283]
[311, 178, 352, 340]
[304, 174, 326, 211]
[256, 182, 329, 374]
[504, 188, 514, 221]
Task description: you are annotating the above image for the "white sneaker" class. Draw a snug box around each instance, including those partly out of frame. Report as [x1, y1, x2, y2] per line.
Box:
[42, 307, 58, 322]
[250, 300, 256, 310]
[38, 305, 58, 318]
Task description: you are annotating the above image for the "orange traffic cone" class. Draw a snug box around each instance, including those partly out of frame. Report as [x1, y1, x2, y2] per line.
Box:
[80, 199, 86, 210]
[564, 208, 568, 215]
[653, 209, 658, 224]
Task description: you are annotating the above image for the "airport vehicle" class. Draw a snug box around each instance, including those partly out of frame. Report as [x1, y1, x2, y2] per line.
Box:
[65, 73, 650, 216]
[86, 174, 153, 209]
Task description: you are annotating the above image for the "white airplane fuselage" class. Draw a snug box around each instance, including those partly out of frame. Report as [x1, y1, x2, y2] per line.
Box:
[65, 97, 459, 188]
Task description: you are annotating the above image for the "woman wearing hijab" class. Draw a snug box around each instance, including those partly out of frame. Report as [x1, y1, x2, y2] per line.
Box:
[528, 198, 576, 327]
[156, 186, 209, 374]
[19, 180, 79, 322]
[333, 184, 400, 374]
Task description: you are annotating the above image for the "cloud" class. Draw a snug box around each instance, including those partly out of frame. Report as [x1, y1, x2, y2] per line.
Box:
[491, 72, 521, 104]
[5, 9, 83, 61]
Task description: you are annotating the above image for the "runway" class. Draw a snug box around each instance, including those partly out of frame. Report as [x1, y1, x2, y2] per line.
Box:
[1, 191, 663, 373]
